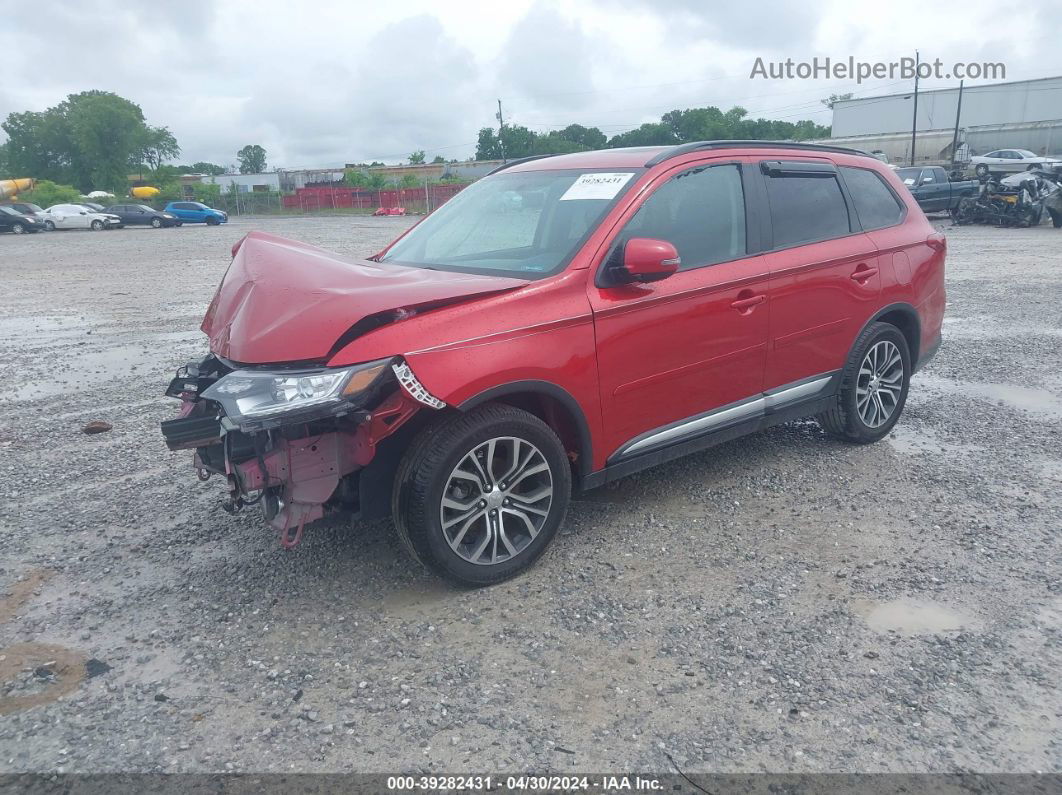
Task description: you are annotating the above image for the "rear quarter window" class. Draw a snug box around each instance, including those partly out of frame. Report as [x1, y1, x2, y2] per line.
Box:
[840, 167, 906, 230]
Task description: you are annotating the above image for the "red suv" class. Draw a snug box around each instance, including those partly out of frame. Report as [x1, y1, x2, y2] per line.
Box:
[163, 141, 945, 585]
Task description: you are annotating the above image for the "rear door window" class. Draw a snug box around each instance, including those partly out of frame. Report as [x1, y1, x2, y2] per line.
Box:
[763, 168, 852, 248]
[839, 167, 906, 231]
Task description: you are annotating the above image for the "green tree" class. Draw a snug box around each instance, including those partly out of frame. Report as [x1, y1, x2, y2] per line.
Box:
[1, 91, 172, 192]
[138, 126, 180, 172]
[343, 169, 368, 188]
[607, 122, 678, 147]
[366, 172, 389, 191]
[236, 144, 267, 174]
[0, 142, 9, 177]
[399, 174, 418, 188]
[431, 155, 446, 164]
[21, 180, 82, 208]
[408, 150, 425, 164]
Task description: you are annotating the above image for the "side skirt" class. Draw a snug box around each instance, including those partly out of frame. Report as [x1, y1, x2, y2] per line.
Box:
[580, 373, 839, 490]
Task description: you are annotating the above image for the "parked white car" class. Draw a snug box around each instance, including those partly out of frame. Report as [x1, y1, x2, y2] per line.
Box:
[42, 204, 122, 231]
[970, 149, 1062, 177]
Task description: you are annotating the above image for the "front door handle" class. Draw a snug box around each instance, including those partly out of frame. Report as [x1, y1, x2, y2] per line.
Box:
[730, 293, 767, 312]
[850, 264, 879, 283]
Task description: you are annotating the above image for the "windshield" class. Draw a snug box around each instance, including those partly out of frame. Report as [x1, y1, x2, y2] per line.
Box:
[379, 168, 641, 278]
[895, 168, 920, 184]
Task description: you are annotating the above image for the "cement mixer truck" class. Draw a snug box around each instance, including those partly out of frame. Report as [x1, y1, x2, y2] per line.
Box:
[0, 178, 34, 200]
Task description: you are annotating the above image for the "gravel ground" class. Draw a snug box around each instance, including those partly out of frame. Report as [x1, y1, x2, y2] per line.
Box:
[0, 216, 1059, 774]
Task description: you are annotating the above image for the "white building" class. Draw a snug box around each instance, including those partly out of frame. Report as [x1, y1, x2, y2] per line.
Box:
[829, 76, 1062, 160]
[198, 172, 282, 194]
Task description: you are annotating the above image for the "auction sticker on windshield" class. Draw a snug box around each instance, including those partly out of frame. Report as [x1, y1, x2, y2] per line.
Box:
[559, 172, 634, 201]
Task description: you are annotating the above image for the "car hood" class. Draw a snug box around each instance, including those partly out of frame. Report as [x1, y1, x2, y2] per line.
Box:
[201, 230, 530, 364]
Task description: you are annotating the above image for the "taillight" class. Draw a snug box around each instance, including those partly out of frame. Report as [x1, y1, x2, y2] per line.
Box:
[926, 232, 946, 253]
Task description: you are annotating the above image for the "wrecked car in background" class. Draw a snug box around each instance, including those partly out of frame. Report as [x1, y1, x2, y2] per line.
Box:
[163, 141, 945, 586]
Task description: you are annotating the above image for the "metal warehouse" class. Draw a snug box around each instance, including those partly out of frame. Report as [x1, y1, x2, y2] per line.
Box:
[827, 75, 1062, 163]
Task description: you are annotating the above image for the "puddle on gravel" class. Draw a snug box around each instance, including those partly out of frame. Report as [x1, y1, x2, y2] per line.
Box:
[886, 425, 980, 456]
[855, 598, 980, 636]
[0, 569, 54, 623]
[6, 330, 202, 402]
[0, 571, 91, 715]
[0, 315, 97, 341]
[916, 375, 1062, 420]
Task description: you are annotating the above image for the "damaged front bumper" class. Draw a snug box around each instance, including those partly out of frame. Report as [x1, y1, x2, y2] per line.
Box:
[161, 354, 443, 547]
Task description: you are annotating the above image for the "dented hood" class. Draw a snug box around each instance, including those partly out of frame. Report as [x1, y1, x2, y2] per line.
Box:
[201, 231, 529, 364]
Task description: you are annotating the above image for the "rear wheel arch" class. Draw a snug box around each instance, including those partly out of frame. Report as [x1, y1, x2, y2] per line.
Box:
[458, 381, 592, 484]
[858, 303, 920, 366]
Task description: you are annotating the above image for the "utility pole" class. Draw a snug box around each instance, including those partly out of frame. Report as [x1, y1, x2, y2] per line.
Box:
[950, 79, 965, 170]
[910, 50, 920, 167]
[496, 99, 507, 163]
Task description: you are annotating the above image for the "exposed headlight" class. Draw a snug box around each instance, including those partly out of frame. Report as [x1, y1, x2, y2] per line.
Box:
[163, 214, 175, 219]
[201, 358, 393, 430]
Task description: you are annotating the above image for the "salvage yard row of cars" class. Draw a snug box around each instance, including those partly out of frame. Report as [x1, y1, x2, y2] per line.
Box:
[0, 200, 228, 234]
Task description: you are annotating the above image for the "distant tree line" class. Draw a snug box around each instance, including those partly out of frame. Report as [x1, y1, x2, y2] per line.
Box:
[474, 106, 831, 160]
[0, 90, 273, 192]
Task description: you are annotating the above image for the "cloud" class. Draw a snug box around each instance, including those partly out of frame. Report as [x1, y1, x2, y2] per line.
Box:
[498, 6, 597, 111]
[2, 0, 1061, 168]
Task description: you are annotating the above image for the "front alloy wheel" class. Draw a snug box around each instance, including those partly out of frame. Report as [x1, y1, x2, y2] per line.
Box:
[393, 404, 571, 586]
[440, 437, 553, 566]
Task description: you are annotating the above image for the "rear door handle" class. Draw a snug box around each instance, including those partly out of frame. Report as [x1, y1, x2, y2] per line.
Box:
[730, 294, 767, 311]
[850, 265, 879, 283]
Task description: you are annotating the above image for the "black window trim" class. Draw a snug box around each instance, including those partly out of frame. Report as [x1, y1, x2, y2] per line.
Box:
[594, 159, 758, 286]
[755, 159, 859, 251]
[836, 165, 909, 232]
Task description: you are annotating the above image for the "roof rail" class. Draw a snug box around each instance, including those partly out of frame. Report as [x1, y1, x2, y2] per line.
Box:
[485, 154, 560, 175]
[644, 140, 871, 167]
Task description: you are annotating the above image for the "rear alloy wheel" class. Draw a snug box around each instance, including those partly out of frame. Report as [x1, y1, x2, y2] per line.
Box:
[151, 217, 163, 228]
[90, 220, 104, 231]
[393, 404, 571, 586]
[817, 322, 911, 443]
[11, 222, 26, 234]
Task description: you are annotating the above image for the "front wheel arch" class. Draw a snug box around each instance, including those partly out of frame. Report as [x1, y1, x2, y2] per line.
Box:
[458, 380, 593, 485]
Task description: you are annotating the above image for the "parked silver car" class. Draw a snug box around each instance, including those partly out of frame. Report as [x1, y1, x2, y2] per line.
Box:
[970, 149, 1062, 177]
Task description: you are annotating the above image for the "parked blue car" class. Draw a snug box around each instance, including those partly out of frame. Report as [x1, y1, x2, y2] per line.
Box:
[163, 201, 228, 225]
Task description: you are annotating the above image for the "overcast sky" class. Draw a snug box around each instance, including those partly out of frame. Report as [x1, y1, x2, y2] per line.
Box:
[2, 0, 1059, 168]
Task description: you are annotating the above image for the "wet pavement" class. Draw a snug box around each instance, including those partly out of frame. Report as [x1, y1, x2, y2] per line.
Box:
[0, 216, 1059, 773]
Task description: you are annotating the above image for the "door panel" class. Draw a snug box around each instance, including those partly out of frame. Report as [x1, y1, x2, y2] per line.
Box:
[587, 158, 770, 459]
[591, 257, 770, 458]
[765, 234, 881, 387]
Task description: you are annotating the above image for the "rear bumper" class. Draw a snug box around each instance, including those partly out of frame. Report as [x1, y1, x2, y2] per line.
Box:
[915, 332, 941, 373]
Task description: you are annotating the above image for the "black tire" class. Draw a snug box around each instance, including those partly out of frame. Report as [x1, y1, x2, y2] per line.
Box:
[1049, 208, 1062, 229]
[151, 217, 162, 228]
[817, 322, 911, 444]
[975, 164, 990, 178]
[90, 220, 104, 231]
[206, 216, 220, 226]
[392, 403, 572, 587]
[43, 220, 55, 231]
[11, 222, 25, 234]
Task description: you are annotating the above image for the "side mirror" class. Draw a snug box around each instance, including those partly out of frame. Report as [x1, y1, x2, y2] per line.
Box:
[618, 237, 680, 283]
